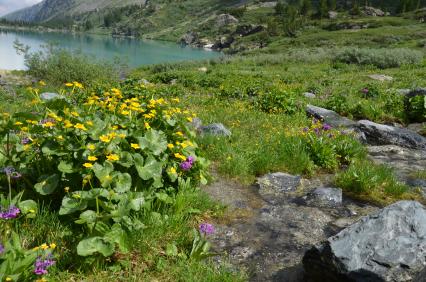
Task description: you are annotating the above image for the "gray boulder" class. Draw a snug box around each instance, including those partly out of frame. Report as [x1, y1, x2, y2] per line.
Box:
[306, 105, 356, 128]
[216, 14, 239, 27]
[303, 92, 316, 99]
[362, 6, 385, 17]
[235, 24, 264, 36]
[212, 36, 235, 50]
[305, 187, 342, 208]
[303, 201, 426, 282]
[356, 120, 426, 150]
[328, 11, 338, 19]
[40, 92, 61, 101]
[180, 31, 199, 45]
[200, 123, 231, 137]
[368, 74, 393, 81]
[257, 173, 301, 204]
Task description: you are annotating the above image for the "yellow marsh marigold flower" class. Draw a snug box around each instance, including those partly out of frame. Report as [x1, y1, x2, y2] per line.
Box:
[5, 277, 12, 281]
[121, 110, 130, 115]
[86, 121, 93, 126]
[144, 122, 151, 129]
[87, 144, 96, 150]
[99, 135, 111, 143]
[71, 111, 79, 117]
[39, 80, 46, 86]
[14, 121, 23, 126]
[171, 98, 180, 103]
[88, 156, 98, 161]
[40, 243, 49, 250]
[65, 82, 73, 87]
[175, 131, 183, 137]
[118, 133, 126, 138]
[83, 163, 93, 168]
[131, 143, 140, 149]
[106, 154, 120, 161]
[36, 278, 48, 282]
[64, 120, 73, 128]
[73, 81, 83, 89]
[33, 246, 40, 251]
[74, 123, 87, 131]
[42, 122, 55, 128]
[174, 153, 186, 161]
[186, 117, 193, 122]
[169, 167, 177, 174]
[50, 243, 57, 249]
[167, 143, 174, 149]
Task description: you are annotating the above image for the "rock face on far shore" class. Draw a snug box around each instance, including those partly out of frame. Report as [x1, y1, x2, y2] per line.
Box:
[303, 201, 426, 282]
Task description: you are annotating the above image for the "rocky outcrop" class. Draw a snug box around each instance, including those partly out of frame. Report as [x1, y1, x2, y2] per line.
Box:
[303, 201, 426, 282]
[356, 120, 426, 150]
[216, 14, 239, 27]
[212, 36, 235, 50]
[328, 11, 338, 19]
[180, 31, 199, 45]
[235, 24, 264, 37]
[200, 123, 231, 137]
[306, 105, 356, 128]
[257, 173, 301, 204]
[361, 6, 385, 17]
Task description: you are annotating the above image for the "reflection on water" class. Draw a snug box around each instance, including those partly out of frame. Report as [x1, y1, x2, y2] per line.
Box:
[0, 29, 220, 70]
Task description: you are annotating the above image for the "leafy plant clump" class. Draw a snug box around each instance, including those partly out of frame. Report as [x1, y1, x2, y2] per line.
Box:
[0, 79, 209, 259]
[334, 47, 423, 69]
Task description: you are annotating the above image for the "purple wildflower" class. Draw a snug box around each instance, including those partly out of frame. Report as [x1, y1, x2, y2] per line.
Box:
[361, 88, 369, 94]
[3, 167, 22, 179]
[0, 243, 4, 254]
[302, 127, 309, 132]
[180, 156, 196, 171]
[313, 128, 320, 135]
[21, 137, 31, 145]
[34, 256, 55, 276]
[187, 156, 195, 165]
[322, 124, 332, 131]
[39, 118, 55, 125]
[0, 205, 20, 219]
[199, 223, 215, 235]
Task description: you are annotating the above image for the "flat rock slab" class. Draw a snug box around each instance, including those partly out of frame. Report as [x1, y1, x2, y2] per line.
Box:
[305, 187, 343, 208]
[303, 201, 426, 282]
[200, 123, 232, 137]
[257, 172, 301, 204]
[306, 105, 356, 128]
[368, 74, 393, 81]
[357, 120, 426, 150]
[40, 92, 62, 101]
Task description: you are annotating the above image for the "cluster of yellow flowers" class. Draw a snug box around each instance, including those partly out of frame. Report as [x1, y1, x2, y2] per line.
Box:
[33, 242, 56, 251]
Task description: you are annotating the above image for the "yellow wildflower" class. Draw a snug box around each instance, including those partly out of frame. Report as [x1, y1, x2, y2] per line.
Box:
[33, 246, 40, 251]
[106, 154, 120, 162]
[14, 121, 23, 126]
[174, 153, 186, 161]
[83, 163, 93, 168]
[50, 243, 57, 249]
[86, 121, 93, 126]
[99, 135, 111, 143]
[144, 122, 151, 129]
[186, 117, 193, 122]
[73, 81, 83, 89]
[39, 80, 46, 86]
[87, 144, 96, 150]
[65, 82, 73, 87]
[131, 143, 140, 149]
[36, 278, 48, 282]
[40, 243, 49, 250]
[171, 98, 180, 103]
[21, 126, 29, 131]
[42, 122, 55, 128]
[167, 143, 174, 149]
[5, 277, 12, 281]
[175, 131, 183, 137]
[121, 110, 130, 115]
[64, 120, 73, 128]
[74, 123, 87, 131]
[71, 111, 79, 117]
[64, 187, 70, 193]
[57, 135, 64, 141]
[118, 133, 126, 138]
[169, 167, 177, 174]
[88, 156, 98, 161]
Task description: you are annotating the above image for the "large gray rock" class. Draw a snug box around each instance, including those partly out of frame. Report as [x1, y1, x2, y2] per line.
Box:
[303, 201, 426, 282]
[200, 123, 231, 137]
[216, 14, 239, 27]
[305, 187, 342, 208]
[257, 173, 301, 204]
[306, 105, 356, 128]
[368, 74, 393, 81]
[362, 6, 385, 17]
[180, 31, 199, 45]
[328, 11, 338, 19]
[356, 120, 426, 149]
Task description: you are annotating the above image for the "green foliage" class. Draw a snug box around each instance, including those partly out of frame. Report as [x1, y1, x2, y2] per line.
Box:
[252, 88, 300, 114]
[334, 47, 424, 69]
[18, 44, 119, 86]
[405, 93, 426, 122]
[335, 161, 409, 197]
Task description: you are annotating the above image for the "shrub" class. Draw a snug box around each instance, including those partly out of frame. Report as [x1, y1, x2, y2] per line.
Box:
[0, 80, 208, 258]
[404, 92, 426, 122]
[252, 88, 300, 114]
[17, 43, 119, 86]
[334, 47, 424, 68]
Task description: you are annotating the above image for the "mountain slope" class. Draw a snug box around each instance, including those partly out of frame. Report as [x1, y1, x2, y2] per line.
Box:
[3, 0, 146, 22]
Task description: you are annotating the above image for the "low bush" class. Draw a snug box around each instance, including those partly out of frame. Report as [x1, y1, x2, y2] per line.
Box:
[16, 43, 119, 86]
[404, 92, 426, 122]
[334, 47, 423, 68]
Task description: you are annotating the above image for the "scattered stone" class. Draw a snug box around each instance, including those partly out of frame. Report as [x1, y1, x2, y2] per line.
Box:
[198, 67, 208, 72]
[259, 1, 277, 8]
[138, 78, 150, 85]
[200, 123, 231, 137]
[40, 92, 61, 101]
[306, 105, 356, 128]
[305, 188, 342, 208]
[303, 92, 316, 99]
[362, 6, 385, 17]
[396, 89, 411, 95]
[189, 117, 203, 130]
[303, 201, 426, 282]
[368, 74, 393, 81]
[235, 24, 264, 37]
[356, 120, 426, 149]
[216, 14, 239, 27]
[328, 11, 338, 19]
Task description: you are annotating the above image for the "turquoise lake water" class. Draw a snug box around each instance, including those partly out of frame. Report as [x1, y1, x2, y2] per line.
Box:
[0, 29, 220, 70]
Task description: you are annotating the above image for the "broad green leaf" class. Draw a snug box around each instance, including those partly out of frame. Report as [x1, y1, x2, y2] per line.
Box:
[75, 210, 97, 225]
[94, 221, 111, 235]
[59, 196, 88, 215]
[93, 161, 114, 187]
[104, 224, 129, 254]
[129, 197, 145, 211]
[17, 200, 38, 219]
[166, 243, 178, 257]
[118, 151, 133, 168]
[136, 155, 163, 181]
[34, 174, 60, 195]
[137, 130, 167, 155]
[77, 237, 114, 257]
[155, 192, 174, 204]
[113, 172, 132, 193]
[58, 161, 74, 174]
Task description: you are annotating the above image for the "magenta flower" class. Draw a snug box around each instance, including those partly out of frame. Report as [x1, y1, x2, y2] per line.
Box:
[361, 88, 369, 94]
[199, 223, 215, 235]
[180, 156, 196, 171]
[0, 243, 4, 254]
[322, 124, 332, 131]
[0, 205, 20, 219]
[34, 256, 55, 276]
